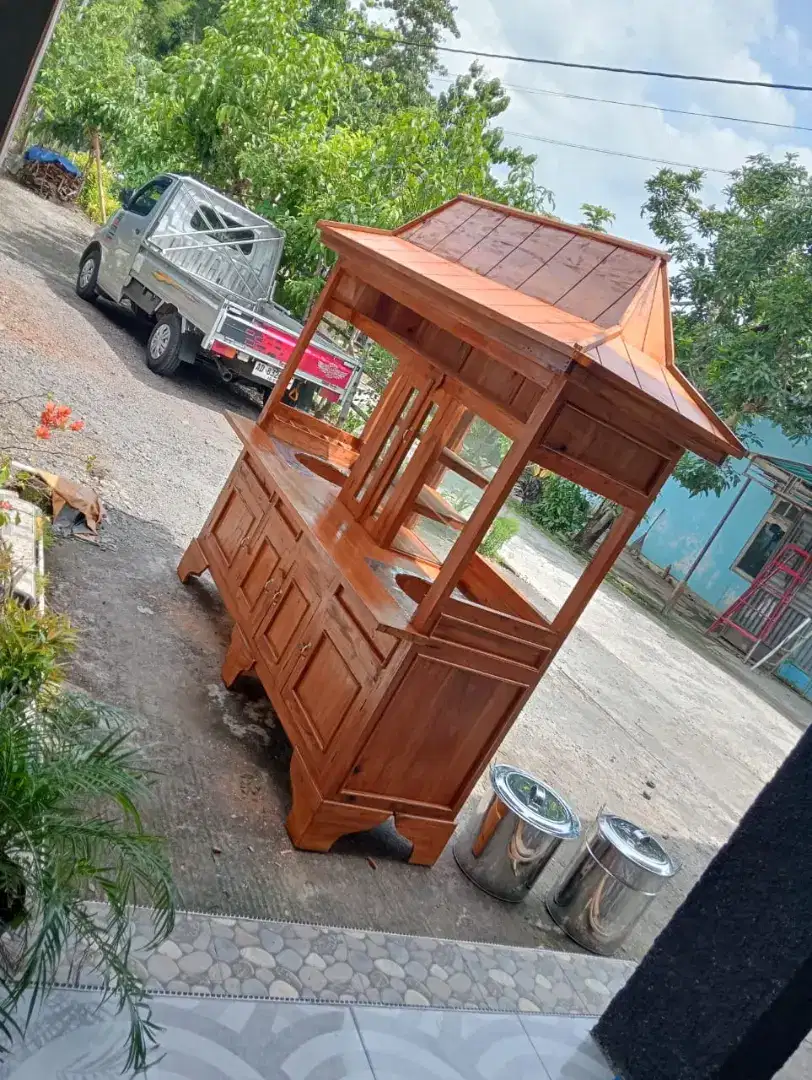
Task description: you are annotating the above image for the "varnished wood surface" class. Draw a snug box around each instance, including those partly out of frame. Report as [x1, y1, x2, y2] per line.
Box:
[225, 412, 548, 639]
[320, 207, 744, 461]
[179, 194, 745, 868]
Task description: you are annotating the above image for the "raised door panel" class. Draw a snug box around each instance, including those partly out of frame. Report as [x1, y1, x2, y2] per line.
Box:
[208, 463, 269, 574]
[253, 555, 320, 682]
[343, 653, 525, 815]
[232, 500, 302, 630]
[283, 615, 371, 767]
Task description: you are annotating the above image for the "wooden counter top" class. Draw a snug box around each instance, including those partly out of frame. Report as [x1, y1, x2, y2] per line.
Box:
[228, 412, 440, 638]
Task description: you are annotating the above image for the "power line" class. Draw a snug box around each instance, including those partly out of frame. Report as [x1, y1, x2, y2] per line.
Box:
[502, 131, 732, 175]
[332, 27, 812, 93]
[435, 76, 812, 135]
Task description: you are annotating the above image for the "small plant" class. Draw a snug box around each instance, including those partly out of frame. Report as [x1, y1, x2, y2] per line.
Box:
[523, 475, 591, 538]
[479, 516, 520, 560]
[0, 576, 175, 1070]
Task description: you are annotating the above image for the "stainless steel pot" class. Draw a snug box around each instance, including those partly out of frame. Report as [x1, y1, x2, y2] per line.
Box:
[453, 765, 581, 903]
[546, 811, 677, 955]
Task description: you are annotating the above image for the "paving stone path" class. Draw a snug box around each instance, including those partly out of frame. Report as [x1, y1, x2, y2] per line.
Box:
[58, 907, 634, 1016]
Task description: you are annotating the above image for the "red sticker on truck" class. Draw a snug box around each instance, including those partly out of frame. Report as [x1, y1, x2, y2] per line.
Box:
[243, 324, 354, 390]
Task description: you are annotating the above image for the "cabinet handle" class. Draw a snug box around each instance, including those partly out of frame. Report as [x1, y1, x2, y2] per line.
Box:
[264, 582, 283, 603]
[299, 641, 312, 655]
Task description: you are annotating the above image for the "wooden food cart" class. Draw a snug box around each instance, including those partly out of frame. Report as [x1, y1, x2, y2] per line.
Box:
[179, 196, 744, 865]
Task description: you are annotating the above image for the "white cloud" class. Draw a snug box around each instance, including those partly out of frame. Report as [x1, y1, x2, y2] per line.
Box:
[446, 0, 811, 244]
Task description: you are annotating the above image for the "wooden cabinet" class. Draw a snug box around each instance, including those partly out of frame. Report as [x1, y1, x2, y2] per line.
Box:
[282, 589, 381, 778]
[253, 541, 322, 686]
[206, 458, 270, 579]
[231, 497, 302, 630]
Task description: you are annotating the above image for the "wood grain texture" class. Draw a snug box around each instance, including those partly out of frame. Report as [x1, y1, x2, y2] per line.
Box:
[181, 196, 743, 869]
[395, 814, 456, 865]
[221, 625, 255, 688]
[286, 752, 390, 854]
[177, 538, 208, 583]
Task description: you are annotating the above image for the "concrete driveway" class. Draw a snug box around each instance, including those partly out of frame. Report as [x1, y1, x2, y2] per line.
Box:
[0, 175, 807, 959]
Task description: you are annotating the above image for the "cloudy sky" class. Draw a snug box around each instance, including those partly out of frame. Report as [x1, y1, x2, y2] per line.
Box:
[433, 0, 812, 245]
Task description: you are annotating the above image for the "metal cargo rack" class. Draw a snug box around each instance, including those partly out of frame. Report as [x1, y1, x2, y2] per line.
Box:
[146, 177, 285, 310]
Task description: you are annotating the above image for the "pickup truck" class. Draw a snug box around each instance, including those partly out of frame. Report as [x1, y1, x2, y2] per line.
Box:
[75, 173, 361, 409]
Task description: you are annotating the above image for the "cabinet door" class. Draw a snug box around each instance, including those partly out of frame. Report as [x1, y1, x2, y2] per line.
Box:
[253, 546, 321, 683]
[281, 592, 377, 773]
[208, 461, 268, 575]
[232, 498, 302, 630]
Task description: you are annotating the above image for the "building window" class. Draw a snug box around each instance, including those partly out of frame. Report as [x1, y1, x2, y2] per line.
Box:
[733, 500, 802, 580]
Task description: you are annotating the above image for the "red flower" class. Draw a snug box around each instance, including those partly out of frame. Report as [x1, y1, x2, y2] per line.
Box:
[35, 424, 51, 440]
[0, 500, 11, 511]
[69, 419, 85, 432]
[39, 402, 72, 430]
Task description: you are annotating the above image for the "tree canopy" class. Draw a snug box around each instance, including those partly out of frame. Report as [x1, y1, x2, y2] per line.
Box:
[35, 0, 559, 311]
[36, 0, 812, 505]
[33, 0, 148, 149]
[644, 154, 812, 493]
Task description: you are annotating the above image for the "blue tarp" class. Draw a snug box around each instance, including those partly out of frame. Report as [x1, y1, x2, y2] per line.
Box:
[23, 145, 81, 178]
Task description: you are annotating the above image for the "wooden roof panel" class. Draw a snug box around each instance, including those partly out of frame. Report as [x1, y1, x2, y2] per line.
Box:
[520, 236, 616, 305]
[431, 206, 507, 260]
[400, 199, 479, 249]
[458, 215, 539, 275]
[558, 247, 654, 325]
[487, 227, 572, 289]
[319, 204, 745, 460]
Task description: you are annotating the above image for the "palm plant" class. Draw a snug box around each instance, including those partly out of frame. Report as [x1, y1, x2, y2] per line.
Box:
[0, 576, 175, 1072]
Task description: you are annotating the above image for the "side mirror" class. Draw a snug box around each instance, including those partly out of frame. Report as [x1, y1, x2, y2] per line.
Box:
[119, 187, 134, 209]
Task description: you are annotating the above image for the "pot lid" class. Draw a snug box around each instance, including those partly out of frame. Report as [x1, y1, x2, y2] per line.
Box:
[491, 765, 580, 840]
[598, 813, 676, 877]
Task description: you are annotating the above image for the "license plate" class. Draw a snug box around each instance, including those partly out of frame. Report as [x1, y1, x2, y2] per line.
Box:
[252, 360, 279, 383]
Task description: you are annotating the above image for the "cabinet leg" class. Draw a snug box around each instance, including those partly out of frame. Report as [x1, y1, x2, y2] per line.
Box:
[178, 538, 208, 583]
[222, 626, 254, 688]
[396, 813, 456, 867]
[286, 753, 389, 854]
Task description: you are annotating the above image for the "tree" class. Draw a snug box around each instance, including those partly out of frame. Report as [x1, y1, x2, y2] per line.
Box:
[579, 203, 615, 232]
[33, 0, 149, 153]
[123, 0, 550, 313]
[365, 0, 459, 107]
[643, 154, 812, 494]
[141, 0, 226, 55]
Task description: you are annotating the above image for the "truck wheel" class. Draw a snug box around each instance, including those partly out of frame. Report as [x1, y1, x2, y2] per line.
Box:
[76, 249, 100, 301]
[146, 314, 184, 376]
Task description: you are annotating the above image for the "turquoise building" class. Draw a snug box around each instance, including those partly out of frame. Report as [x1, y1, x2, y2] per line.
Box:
[631, 419, 812, 696]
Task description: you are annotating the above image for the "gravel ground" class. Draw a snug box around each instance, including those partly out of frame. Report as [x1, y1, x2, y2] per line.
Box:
[0, 175, 807, 958]
[0, 174, 250, 539]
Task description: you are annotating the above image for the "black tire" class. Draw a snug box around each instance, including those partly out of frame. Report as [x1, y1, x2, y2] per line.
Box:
[76, 249, 100, 302]
[146, 314, 184, 376]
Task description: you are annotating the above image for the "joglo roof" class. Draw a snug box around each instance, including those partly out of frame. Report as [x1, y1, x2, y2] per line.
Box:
[318, 195, 744, 462]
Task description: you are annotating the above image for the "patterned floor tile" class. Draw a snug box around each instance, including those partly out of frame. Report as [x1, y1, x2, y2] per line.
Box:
[352, 1005, 545, 1078]
[69, 906, 629, 1016]
[553, 951, 634, 1013]
[0, 988, 375, 1079]
[460, 944, 584, 1015]
[519, 1014, 614, 1079]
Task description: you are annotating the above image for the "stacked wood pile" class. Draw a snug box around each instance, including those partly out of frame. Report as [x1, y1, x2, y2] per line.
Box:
[20, 158, 84, 203]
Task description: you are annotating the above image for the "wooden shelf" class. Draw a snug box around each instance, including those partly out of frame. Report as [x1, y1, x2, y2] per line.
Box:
[438, 446, 489, 489]
[413, 485, 466, 531]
